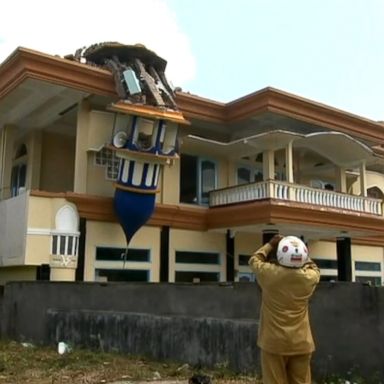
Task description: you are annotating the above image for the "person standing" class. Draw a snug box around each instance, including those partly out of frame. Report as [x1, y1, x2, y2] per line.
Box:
[248, 234, 320, 384]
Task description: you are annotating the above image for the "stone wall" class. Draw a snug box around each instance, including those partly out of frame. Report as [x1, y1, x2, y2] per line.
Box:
[1, 281, 383, 380]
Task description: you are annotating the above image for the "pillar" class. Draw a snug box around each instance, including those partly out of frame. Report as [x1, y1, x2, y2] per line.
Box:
[74, 100, 91, 193]
[262, 229, 279, 244]
[336, 167, 347, 193]
[226, 230, 235, 282]
[0, 125, 17, 199]
[359, 161, 367, 197]
[285, 141, 294, 183]
[336, 237, 352, 281]
[160, 226, 170, 282]
[263, 150, 275, 180]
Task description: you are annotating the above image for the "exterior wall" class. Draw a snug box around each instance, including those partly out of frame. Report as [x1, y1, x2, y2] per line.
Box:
[86, 110, 115, 197]
[0, 193, 28, 266]
[0, 267, 36, 285]
[40, 132, 75, 192]
[160, 157, 180, 204]
[352, 244, 383, 282]
[365, 171, 384, 194]
[84, 221, 160, 282]
[169, 228, 226, 282]
[25, 196, 65, 265]
[309, 240, 336, 259]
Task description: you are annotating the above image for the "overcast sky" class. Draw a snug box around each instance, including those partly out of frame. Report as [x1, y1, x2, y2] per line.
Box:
[1, 0, 384, 121]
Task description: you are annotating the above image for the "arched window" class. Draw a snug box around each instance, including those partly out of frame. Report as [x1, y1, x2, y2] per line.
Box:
[367, 186, 384, 200]
[51, 205, 80, 258]
[10, 144, 27, 197]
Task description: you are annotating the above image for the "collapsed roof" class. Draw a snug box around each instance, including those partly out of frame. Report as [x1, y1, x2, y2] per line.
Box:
[65, 42, 177, 110]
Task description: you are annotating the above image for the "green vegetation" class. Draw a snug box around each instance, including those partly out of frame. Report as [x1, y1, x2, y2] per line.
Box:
[0, 341, 381, 384]
[0, 341, 258, 383]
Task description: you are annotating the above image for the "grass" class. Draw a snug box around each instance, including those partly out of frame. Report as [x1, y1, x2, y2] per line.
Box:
[0, 340, 260, 384]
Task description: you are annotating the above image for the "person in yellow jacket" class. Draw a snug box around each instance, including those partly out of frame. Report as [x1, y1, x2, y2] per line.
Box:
[248, 234, 320, 384]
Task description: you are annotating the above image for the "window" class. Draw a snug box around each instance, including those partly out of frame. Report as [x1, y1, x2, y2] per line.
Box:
[96, 247, 150, 262]
[355, 261, 381, 272]
[52, 235, 78, 256]
[238, 272, 255, 282]
[174, 250, 222, 282]
[238, 254, 251, 266]
[10, 144, 27, 197]
[354, 261, 382, 286]
[175, 251, 219, 264]
[367, 187, 384, 200]
[175, 271, 219, 283]
[180, 154, 217, 205]
[355, 276, 382, 286]
[94, 147, 120, 180]
[237, 166, 263, 185]
[94, 247, 151, 282]
[313, 259, 338, 269]
[312, 258, 337, 281]
[96, 269, 149, 282]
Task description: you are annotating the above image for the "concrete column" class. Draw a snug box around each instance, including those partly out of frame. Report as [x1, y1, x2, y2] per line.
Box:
[359, 161, 367, 197]
[262, 229, 279, 244]
[74, 100, 91, 193]
[336, 167, 347, 193]
[336, 237, 352, 281]
[285, 141, 294, 183]
[26, 130, 42, 190]
[0, 125, 17, 199]
[226, 229, 235, 282]
[160, 226, 170, 282]
[263, 150, 275, 180]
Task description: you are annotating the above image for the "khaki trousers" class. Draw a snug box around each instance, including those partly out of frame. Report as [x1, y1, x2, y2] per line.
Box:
[261, 350, 312, 384]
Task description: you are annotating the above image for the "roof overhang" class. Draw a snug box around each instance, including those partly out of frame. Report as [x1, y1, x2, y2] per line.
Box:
[184, 130, 384, 168]
[1, 47, 384, 143]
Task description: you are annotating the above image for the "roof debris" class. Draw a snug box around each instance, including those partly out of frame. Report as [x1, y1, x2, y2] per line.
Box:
[65, 42, 178, 110]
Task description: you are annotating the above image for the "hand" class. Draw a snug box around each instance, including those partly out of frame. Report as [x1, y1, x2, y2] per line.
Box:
[268, 234, 284, 248]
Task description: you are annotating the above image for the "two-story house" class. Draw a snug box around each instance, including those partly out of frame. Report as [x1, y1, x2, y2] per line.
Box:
[1, 44, 384, 285]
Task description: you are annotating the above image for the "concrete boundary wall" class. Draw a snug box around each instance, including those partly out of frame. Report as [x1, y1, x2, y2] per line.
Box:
[1, 281, 383, 380]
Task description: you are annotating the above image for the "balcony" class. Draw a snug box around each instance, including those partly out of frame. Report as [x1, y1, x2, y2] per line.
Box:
[209, 180, 383, 216]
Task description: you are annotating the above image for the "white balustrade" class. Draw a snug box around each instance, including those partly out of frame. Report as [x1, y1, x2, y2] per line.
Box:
[209, 180, 382, 216]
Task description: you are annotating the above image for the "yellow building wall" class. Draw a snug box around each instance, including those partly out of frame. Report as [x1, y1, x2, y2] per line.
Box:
[25, 196, 78, 265]
[308, 240, 336, 259]
[40, 132, 75, 192]
[169, 229, 226, 282]
[25, 236, 50, 265]
[84, 221, 160, 282]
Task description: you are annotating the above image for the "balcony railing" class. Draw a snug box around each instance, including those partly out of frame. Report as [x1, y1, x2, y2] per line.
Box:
[209, 180, 383, 216]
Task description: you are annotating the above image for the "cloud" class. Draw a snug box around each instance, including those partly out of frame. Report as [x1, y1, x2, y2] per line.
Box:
[0, 0, 196, 87]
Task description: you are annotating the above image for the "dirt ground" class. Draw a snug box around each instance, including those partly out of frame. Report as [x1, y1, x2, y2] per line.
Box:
[0, 341, 260, 384]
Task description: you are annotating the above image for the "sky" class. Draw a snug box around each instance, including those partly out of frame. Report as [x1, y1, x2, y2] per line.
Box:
[1, 0, 384, 121]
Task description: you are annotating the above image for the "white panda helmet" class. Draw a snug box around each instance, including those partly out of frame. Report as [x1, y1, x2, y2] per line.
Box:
[276, 236, 309, 268]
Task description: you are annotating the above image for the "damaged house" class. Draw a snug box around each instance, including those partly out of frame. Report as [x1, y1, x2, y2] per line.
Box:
[1, 42, 384, 284]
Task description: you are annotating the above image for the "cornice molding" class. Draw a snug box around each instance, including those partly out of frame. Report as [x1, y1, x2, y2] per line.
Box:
[30, 191, 384, 238]
[0, 47, 116, 100]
